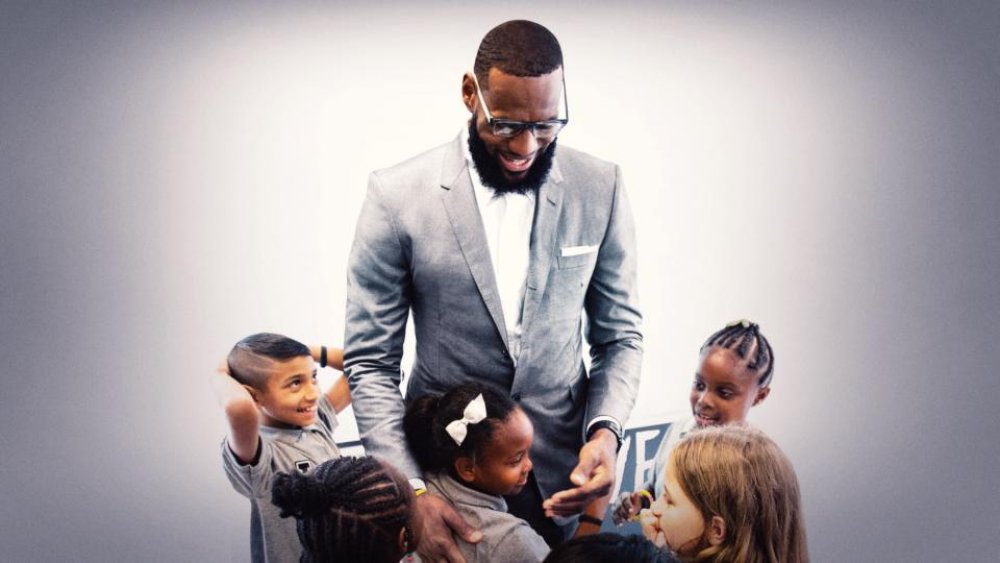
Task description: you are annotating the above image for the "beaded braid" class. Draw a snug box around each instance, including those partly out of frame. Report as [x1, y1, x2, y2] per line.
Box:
[271, 456, 412, 563]
[701, 320, 775, 387]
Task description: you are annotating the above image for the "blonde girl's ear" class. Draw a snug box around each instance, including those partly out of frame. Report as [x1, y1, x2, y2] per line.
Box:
[752, 385, 771, 406]
[707, 515, 727, 546]
[454, 455, 477, 484]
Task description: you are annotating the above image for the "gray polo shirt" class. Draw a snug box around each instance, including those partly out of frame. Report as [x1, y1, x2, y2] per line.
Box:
[222, 395, 340, 563]
[426, 472, 549, 563]
[648, 416, 697, 499]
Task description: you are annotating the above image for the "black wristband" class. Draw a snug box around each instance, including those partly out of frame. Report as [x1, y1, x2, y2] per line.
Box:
[320, 346, 327, 368]
[587, 420, 624, 453]
[578, 514, 603, 527]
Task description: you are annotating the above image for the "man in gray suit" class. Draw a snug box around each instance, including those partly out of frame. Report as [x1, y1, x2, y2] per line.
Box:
[345, 20, 642, 562]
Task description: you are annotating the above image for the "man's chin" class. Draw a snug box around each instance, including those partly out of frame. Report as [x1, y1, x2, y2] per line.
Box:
[499, 168, 530, 183]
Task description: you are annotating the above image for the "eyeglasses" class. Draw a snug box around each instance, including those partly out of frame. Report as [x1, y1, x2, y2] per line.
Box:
[471, 71, 569, 140]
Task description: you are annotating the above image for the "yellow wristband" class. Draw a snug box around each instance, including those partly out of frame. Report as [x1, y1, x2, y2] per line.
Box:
[414, 488, 428, 497]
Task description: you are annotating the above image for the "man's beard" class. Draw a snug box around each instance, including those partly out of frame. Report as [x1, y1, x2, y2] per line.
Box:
[467, 117, 557, 196]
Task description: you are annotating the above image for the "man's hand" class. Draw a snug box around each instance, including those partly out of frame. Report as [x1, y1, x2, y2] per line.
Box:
[542, 428, 618, 517]
[415, 492, 482, 563]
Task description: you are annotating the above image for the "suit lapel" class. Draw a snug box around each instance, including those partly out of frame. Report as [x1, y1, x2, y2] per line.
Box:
[520, 157, 564, 335]
[439, 136, 510, 352]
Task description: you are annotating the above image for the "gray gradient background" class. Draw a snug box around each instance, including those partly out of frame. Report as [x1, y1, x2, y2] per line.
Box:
[2, 1, 998, 561]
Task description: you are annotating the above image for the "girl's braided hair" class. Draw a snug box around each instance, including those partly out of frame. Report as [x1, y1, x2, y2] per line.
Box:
[271, 456, 413, 563]
[701, 320, 775, 386]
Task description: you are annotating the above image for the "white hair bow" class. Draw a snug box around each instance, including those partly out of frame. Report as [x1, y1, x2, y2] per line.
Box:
[444, 394, 487, 446]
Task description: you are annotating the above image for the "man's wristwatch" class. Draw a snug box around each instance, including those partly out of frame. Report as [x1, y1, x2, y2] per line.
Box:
[587, 420, 624, 452]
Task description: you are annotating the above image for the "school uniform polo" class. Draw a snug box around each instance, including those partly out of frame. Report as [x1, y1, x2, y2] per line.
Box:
[221, 395, 340, 563]
[426, 472, 550, 563]
[649, 416, 697, 498]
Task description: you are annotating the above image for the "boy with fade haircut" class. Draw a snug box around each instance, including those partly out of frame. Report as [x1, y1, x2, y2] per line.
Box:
[212, 332, 350, 563]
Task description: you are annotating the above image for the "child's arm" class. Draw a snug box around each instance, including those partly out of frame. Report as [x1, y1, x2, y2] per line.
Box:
[309, 345, 351, 413]
[210, 360, 260, 464]
[574, 494, 611, 537]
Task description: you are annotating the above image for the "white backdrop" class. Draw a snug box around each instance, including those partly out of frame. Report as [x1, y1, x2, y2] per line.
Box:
[1, 2, 998, 561]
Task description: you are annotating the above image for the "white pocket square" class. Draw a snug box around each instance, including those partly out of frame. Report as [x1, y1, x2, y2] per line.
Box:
[561, 244, 599, 257]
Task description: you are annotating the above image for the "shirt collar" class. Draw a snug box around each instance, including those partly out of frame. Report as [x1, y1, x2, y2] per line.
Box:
[433, 471, 508, 512]
[259, 421, 321, 441]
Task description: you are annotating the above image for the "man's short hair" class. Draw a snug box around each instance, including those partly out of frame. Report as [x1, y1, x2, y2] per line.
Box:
[474, 20, 563, 88]
[227, 332, 310, 389]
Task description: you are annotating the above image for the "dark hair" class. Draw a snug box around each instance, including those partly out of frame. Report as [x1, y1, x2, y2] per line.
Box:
[543, 533, 681, 563]
[403, 383, 519, 473]
[474, 20, 563, 88]
[227, 332, 311, 389]
[271, 456, 413, 563]
[701, 320, 775, 386]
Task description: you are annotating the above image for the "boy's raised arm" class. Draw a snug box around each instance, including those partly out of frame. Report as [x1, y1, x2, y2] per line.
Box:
[310, 345, 351, 413]
[210, 360, 260, 464]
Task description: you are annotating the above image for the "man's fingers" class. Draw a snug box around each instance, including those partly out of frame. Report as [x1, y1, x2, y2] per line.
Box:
[576, 468, 613, 496]
[440, 502, 483, 544]
[543, 474, 614, 517]
[442, 542, 470, 563]
[569, 456, 600, 486]
[554, 470, 613, 503]
[415, 493, 476, 563]
[545, 498, 590, 517]
[418, 536, 468, 563]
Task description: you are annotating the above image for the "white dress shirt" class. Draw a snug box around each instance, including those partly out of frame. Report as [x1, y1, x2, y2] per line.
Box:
[462, 128, 534, 366]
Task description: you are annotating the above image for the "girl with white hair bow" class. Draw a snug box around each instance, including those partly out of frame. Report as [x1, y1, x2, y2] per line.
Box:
[403, 383, 550, 562]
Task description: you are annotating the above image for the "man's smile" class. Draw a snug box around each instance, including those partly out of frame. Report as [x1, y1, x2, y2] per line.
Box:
[498, 151, 536, 173]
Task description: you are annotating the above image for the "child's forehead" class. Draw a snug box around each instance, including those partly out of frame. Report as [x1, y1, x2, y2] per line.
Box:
[263, 354, 314, 380]
[698, 347, 754, 380]
[491, 408, 533, 445]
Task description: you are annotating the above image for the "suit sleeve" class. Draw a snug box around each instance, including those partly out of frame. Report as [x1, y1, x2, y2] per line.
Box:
[344, 172, 421, 479]
[583, 165, 643, 429]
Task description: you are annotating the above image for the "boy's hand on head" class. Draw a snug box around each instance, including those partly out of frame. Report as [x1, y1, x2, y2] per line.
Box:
[543, 429, 617, 517]
[211, 356, 261, 464]
[415, 492, 482, 563]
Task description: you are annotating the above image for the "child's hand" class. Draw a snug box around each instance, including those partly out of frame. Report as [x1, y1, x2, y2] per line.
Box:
[211, 357, 262, 464]
[638, 507, 665, 547]
[611, 490, 649, 526]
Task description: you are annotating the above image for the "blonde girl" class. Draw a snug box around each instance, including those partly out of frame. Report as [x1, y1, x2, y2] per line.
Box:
[640, 425, 808, 563]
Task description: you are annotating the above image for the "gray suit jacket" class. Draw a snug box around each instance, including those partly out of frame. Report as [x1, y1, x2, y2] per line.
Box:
[344, 135, 642, 498]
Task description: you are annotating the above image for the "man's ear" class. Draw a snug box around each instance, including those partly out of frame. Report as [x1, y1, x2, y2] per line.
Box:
[243, 384, 261, 403]
[752, 385, 771, 406]
[454, 456, 477, 484]
[461, 73, 476, 113]
[707, 515, 727, 546]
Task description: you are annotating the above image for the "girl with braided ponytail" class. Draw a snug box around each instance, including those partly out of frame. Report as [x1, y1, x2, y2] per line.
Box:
[598, 320, 776, 529]
[403, 383, 550, 562]
[270, 456, 420, 563]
